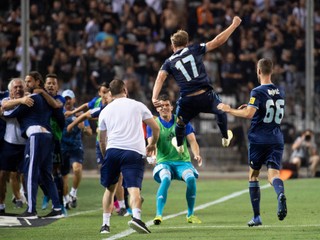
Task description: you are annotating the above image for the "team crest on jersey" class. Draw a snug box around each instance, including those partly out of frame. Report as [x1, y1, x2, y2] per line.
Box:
[249, 97, 255, 104]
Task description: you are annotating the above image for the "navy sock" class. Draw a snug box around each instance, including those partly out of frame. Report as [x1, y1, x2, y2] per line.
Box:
[272, 178, 284, 197]
[249, 181, 260, 217]
[216, 112, 228, 139]
[175, 123, 185, 146]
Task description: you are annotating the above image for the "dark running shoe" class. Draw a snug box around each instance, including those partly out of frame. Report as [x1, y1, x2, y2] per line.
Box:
[128, 217, 151, 234]
[19, 210, 38, 219]
[118, 208, 128, 216]
[247, 216, 262, 227]
[277, 193, 287, 221]
[100, 224, 110, 234]
[41, 209, 64, 219]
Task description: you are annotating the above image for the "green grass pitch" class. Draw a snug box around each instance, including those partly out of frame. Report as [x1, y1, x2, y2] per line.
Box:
[1, 174, 320, 240]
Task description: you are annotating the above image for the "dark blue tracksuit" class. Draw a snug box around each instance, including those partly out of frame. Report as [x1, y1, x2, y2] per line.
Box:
[4, 93, 64, 213]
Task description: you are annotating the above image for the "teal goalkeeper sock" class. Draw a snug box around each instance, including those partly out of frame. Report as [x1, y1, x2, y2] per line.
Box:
[186, 177, 196, 217]
[156, 177, 171, 216]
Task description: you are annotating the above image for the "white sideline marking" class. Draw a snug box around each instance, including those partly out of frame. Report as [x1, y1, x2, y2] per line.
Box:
[103, 184, 271, 240]
[68, 209, 102, 217]
[163, 224, 320, 229]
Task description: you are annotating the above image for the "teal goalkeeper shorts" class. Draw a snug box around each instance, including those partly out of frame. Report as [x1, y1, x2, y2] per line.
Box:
[153, 161, 199, 183]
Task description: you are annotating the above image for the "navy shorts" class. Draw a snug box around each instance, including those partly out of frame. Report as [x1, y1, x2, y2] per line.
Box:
[61, 149, 84, 176]
[0, 141, 25, 172]
[248, 143, 284, 170]
[176, 90, 225, 124]
[52, 139, 62, 165]
[100, 148, 145, 189]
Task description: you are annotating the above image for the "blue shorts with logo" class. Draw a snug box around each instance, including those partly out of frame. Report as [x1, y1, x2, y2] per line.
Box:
[61, 149, 84, 176]
[153, 161, 199, 183]
[100, 148, 144, 189]
[248, 143, 284, 170]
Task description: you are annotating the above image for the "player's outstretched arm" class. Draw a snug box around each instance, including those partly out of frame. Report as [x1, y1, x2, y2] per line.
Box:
[99, 129, 107, 157]
[67, 110, 92, 132]
[33, 88, 63, 108]
[144, 117, 160, 156]
[1, 96, 34, 110]
[152, 70, 168, 108]
[206, 16, 242, 52]
[217, 103, 256, 119]
[187, 132, 202, 167]
[65, 102, 89, 118]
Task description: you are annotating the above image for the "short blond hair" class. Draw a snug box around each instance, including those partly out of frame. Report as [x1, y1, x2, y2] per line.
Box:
[170, 30, 188, 48]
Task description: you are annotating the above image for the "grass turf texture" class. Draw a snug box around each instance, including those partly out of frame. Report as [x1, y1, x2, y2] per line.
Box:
[1, 175, 320, 240]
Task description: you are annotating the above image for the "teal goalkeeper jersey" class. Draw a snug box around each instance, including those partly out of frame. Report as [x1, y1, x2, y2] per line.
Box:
[155, 116, 191, 163]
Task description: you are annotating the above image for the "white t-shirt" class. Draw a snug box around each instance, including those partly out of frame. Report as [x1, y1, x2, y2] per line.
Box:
[4, 117, 26, 145]
[98, 97, 153, 155]
[1, 97, 26, 145]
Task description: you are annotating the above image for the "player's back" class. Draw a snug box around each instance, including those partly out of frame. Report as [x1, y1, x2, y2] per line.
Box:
[248, 84, 285, 144]
[99, 97, 149, 155]
[17, 94, 53, 138]
[162, 43, 212, 96]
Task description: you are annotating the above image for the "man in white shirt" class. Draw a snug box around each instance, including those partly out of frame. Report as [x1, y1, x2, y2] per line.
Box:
[0, 78, 33, 214]
[98, 79, 159, 234]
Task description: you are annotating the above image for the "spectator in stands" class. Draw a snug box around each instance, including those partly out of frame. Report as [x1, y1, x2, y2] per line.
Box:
[291, 38, 305, 88]
[84, 46, 101, 94]
[0, 49, 19, 90]
[221, 52, 243, 95]
[256, 39, 277, 63]
[290, 129, 320, 178]
[196, 0, 215, 42]
[161, 0, 183, 44]
[51, 50, 75, 90]
[237, 37, 257, 102]
[66, 0, 85, 46]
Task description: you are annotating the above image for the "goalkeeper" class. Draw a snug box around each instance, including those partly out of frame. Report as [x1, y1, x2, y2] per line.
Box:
[147, 94, 202, 225]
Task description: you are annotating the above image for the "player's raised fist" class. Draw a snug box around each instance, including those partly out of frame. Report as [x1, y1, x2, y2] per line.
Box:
[233, 16, 242, 27]
[152, 98, 161, 108]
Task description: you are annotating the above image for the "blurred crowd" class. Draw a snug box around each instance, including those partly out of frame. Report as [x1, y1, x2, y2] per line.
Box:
[0, 0, 320, 129]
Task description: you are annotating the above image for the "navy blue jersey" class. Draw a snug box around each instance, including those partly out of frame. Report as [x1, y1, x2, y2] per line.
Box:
[88, 96, 102, 109]
[61, 111, 89, 151]
[55, 94, 66, 106]
[247, 84, 285, 144]
[161, 43, 213, 97]
[90, 104, 106, 119]
[3, 93, 53, 138]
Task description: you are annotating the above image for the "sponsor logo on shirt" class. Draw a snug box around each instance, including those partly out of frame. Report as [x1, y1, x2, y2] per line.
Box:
[249, 97, 255, 104]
